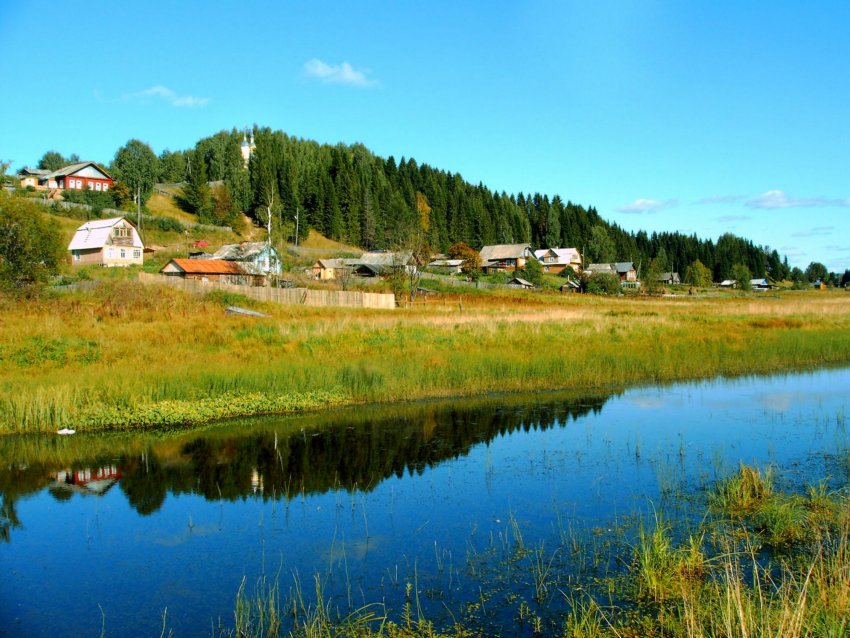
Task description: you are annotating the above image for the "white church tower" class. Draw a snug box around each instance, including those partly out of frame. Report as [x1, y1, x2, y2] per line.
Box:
[240, 130, 255, 168]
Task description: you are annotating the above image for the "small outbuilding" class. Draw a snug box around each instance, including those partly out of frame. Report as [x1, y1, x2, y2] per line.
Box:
[160, 258, 265, 286]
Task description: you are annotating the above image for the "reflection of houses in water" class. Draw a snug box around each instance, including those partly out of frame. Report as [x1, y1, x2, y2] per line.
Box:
[251, 468, 264, 494]
[52, 465, 122, 496]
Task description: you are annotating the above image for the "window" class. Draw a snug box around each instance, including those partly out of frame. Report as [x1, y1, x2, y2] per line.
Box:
[103, 183, 109, 191]
[73, 250, 80, 261]
[120, 249, 126, 259]
[95, 182, 101, 191]
[133, 249, 141, 258]
[59, 180, 65, 189]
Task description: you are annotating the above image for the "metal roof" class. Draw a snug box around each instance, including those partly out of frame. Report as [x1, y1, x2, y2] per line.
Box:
[42, 161, 113, 181]
[161, 259, 246, 275]
[68, 217, 142, 251]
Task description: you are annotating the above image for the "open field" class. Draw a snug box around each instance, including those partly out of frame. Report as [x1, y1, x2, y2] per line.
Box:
[1, 283, 849, 433]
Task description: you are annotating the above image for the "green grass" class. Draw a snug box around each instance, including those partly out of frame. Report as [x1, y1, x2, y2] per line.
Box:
[2, 282, 850, 433]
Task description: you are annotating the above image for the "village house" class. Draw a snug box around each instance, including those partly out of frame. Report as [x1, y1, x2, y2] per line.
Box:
[426, 258, 465, 274]
[348, 251, 416, 277]
[479, 244, 533, 273]
[533, 248, 582, 274]
[656, 272, 681, 285]
[506, 276, 535, 289]
[68, 217, 144, 267]
[159, 258, 266, 286]
[208, 241, 282, 275]
[311, 258, 351, 280]
[40, 161, 115, 192]
[16, 167, 50, 188]
[585, 262, 637, 282]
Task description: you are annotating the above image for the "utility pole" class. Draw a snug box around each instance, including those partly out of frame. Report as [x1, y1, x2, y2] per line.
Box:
[294, 208, 300, 247]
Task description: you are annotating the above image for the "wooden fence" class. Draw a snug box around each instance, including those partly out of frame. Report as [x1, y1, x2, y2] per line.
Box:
[138, 272, 396, 310]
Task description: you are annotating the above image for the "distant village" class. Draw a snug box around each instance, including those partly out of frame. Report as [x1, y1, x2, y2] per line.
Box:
[14, 160, 843, 296]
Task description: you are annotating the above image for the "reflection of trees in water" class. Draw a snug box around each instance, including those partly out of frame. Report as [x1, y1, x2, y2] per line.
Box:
[0, 393, 611, 526]
[120, 394, 610, 514]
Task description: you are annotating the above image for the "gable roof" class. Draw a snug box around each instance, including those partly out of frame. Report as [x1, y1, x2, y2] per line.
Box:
[68, 217, 142, 250]
[585, 263, 617, 273]
[507, 277, 534, 288]
[533, 248, 581, 264]
[480, 244, 532, 261]
[614, 262, 635, 273]
[314, 258, 349, 269]
[18, 167, 51, 177]
[43, 161, 113, 181]
[358, 251, 413, 266]
[160, 259, 246, 275]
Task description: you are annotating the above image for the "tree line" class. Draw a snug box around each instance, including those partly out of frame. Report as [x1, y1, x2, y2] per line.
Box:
[28, 129, 842, 284]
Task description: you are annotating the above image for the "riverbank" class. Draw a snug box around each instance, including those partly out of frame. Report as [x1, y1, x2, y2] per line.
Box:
[2, 281, 850, 434]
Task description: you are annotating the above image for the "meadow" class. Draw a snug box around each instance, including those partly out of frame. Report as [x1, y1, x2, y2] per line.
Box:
[2, 279, 850, 434]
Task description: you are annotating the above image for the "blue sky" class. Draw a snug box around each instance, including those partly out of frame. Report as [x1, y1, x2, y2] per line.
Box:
[2, 1, 848, 272]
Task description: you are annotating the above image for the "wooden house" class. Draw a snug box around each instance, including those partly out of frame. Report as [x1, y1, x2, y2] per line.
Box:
[210, 241, 282, 275]
[427, 258, 465, 274]
[312, 258, 350, 280]
[68, 217, 144, 267]
[506, 277, 535, 289]
[533, 248, 582, 274]
[16, 167, 50, 188]
[41, 161, 114, 192]
[479, 244, 533, 273]
[160, 258, 265, 286]
[585, 262, 637, 282]
[656, 272, 681, 285]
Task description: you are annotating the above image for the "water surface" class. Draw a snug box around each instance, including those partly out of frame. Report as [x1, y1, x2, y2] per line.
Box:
[1, 368, 848, 636]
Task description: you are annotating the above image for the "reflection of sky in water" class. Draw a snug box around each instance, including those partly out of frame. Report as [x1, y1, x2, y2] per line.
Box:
[1, 368, 848, 637]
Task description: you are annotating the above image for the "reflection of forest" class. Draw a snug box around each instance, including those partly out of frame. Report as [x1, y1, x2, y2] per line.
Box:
[0, 392, 610, 533]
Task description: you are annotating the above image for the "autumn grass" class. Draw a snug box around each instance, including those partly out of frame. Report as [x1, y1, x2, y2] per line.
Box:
[2, 282, 850, 433]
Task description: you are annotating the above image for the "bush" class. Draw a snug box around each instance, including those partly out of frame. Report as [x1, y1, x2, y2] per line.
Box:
[0, 193, 65, 294]
[585, 273, 621, 295]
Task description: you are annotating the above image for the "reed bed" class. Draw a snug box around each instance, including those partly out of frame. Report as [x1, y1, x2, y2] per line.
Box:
[2, 283, 850, 433]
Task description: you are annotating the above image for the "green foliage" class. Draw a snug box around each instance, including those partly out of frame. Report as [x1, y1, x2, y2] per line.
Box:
[684, 259, 712, 287]
[520, 257, 543, 286]
[585, 272, 620, 295]
[805, 261, 828, 284]
[0, 193, 65, 293]
[586, 224, 615, 264]
[112, 139, 159, 214]
[61, 188, 116, 214]
[731, 263, 752, 290]
[37, 150, 67, 171]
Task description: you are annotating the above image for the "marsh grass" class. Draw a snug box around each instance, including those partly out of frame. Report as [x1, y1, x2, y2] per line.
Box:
[2, 284, 850, 433]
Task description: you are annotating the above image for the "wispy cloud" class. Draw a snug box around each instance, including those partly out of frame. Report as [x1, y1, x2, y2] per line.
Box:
[746, 190, 850, 209]
[120, 85, 210, 108]
[825, 245, 850, 253]
[716, 215, 751, 223]
[696, 195, 746, 205]
[616, 198, 678, 214]
[303, 58, 378, 87]
[791, 226, 834, 238]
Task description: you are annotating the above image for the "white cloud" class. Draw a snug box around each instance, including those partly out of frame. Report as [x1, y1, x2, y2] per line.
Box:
[791, 226, 834, 238]
[616, 198, 677, 214]
[746, 190, 850, 209]
[122, 85, 210, 108]
[303, 58, 378, 87]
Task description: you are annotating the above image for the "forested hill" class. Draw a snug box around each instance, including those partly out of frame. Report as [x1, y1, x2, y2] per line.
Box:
[158, 127, 788, 281]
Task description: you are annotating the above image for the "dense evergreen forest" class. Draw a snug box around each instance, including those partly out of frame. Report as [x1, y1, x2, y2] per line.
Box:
[147, 127, 789, 281]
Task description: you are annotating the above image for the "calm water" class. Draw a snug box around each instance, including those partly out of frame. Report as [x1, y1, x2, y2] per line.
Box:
[1, 368, 848, 636]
